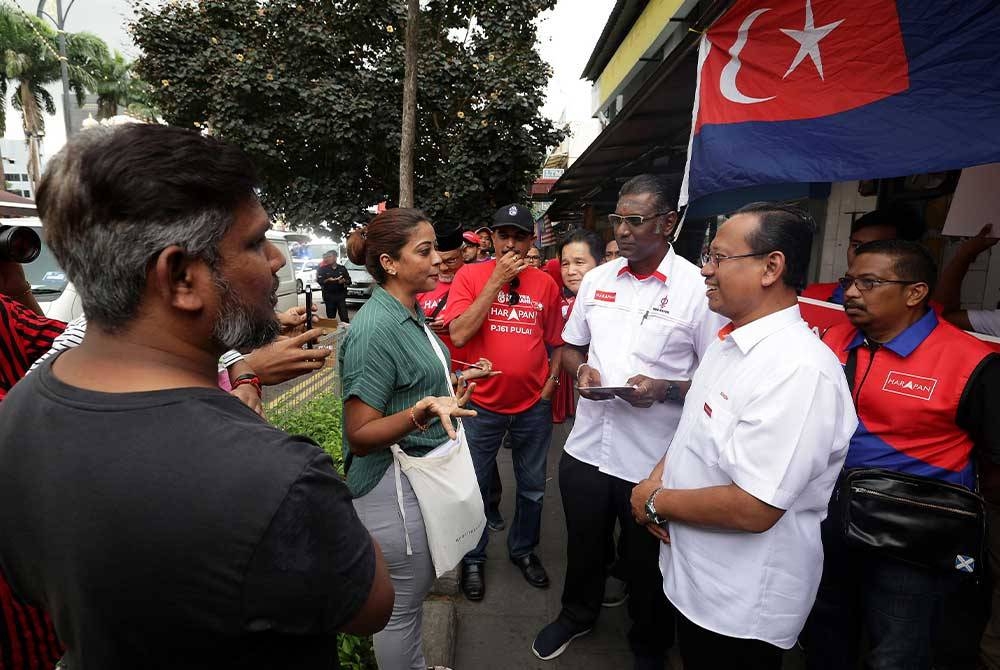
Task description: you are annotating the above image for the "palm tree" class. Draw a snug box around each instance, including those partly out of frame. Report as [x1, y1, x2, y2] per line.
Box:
[0, 4, 103, 187]
[91, 49, 131, 119]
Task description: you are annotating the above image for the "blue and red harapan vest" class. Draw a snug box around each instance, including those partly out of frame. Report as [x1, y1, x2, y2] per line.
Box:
[823, 310, 994, 489]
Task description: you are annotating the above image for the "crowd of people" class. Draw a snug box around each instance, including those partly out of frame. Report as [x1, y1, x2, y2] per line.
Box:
[0, 122, 998, 670]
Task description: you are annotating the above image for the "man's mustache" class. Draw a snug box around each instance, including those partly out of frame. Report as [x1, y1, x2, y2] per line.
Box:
[844, 301, 865, 311]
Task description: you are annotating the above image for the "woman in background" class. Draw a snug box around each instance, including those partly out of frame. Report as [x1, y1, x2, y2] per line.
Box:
[551, 229, 603, 424]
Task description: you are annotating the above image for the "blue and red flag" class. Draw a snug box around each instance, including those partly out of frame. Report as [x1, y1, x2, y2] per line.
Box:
[680, 0, 1000, 205]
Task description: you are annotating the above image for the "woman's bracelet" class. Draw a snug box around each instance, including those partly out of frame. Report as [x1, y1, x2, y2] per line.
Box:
[576, 362, 588, 380]
[410, 405, 429, 432]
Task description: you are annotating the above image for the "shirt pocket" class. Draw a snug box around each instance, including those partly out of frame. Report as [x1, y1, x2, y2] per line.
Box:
[686, 400, 737, 468]
[634, 311, 693, 366]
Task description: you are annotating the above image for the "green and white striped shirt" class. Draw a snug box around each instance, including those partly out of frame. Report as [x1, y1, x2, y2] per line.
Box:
[339, 285, 452, 497]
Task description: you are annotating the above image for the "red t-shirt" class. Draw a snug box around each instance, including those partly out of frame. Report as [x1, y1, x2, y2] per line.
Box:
[416, 281, 464, 362]
[441, 262, 563, 414]
[0, 295, 65, 402]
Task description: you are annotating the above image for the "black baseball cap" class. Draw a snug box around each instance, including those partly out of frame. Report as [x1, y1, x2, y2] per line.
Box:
[491, 204, 534, 233]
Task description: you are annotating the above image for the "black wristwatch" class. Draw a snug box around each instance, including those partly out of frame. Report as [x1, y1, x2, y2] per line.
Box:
[660, 382, 682, 403]
[645, 487, 667, 526]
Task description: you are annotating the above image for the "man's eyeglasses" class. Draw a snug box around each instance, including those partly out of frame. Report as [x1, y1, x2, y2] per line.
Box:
[699, 250, 771, 268]
[837, 276, 920, 292]
[508, 276, 520, 306]
[440, 256, 463, 267]
[608, 211, 674, 229]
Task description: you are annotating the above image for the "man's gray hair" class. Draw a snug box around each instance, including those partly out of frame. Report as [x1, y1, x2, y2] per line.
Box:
[37, 124, 259, 332]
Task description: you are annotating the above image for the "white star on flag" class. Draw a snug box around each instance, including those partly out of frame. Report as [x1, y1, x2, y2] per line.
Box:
[780, 0, 844, 80]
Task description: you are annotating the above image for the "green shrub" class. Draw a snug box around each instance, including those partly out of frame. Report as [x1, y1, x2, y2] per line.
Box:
[269, 391, 345, 473]
[269, 392, 377, 670]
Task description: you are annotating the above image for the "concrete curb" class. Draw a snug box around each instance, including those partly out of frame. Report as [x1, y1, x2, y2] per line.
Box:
[422, 596, 457, 668]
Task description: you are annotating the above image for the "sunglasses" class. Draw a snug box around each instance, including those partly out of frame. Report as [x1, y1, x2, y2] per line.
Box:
[608, 211, 674, 229]
[508, 276, 520, 306]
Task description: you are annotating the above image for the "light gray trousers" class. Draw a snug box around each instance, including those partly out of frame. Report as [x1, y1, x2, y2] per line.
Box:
[354, 467, 435, 670]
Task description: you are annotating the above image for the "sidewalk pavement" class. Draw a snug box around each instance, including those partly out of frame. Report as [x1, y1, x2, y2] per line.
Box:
[452, 420, 658, 670]
[450, 419, 806, 670]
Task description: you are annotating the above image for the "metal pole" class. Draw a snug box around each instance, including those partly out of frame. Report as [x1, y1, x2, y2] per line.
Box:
[55, 0, 72, 138]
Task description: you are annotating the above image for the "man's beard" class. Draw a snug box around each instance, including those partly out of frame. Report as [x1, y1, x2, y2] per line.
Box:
[211, 273, 281, 352]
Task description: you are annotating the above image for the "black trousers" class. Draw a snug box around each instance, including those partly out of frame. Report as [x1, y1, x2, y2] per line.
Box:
[558, 451, 674, 656]
[322, 292, 349, 322]
[677, 610, 783, 670]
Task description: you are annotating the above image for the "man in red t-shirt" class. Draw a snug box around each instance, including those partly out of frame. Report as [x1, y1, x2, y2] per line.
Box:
[443, 204, 563, 601]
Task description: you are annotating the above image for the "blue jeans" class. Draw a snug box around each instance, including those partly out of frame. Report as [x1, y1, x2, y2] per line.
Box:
[803, 495, 959, 670]
[462, 398, 552, 563]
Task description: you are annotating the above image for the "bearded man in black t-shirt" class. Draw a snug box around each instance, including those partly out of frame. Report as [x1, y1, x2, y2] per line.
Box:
[0, 124, 393, 670]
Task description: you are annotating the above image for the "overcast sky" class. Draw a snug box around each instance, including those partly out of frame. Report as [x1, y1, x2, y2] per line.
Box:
[6, 0, 616, 149]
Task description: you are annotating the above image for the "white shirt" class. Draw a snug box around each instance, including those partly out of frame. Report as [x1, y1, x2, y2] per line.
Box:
[659, 305, 857, 649]
[968, 309, 1000, 337]
[562, 248, 726, 483]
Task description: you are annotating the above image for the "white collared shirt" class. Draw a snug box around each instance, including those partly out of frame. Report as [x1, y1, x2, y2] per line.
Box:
[562, 248, 727, 483]
[659, 305, 857, 649]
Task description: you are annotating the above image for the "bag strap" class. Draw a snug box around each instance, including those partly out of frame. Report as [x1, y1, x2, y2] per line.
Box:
[429, 292, 449, 319]
[422, 323, 456, 399]
[844, 344, 858, 393]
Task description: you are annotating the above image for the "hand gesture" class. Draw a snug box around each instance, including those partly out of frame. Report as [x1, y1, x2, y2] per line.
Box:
[277, 305, 318, 335]
[244, 328, 331, 385]
[414, 382, 478, 439]
[616, 374, 664, 408]
[461, 358, 501, 382]
[576, 363, 612, 400]
[958, 224, 999, 259]
[490, 250, 528, 286]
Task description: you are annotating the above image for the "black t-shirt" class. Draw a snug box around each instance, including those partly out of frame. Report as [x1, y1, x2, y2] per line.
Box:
[0, 357, 374, 670]
[317, 264, 351, 297]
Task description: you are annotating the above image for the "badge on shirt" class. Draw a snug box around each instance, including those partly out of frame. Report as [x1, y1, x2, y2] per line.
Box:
[651, 294, 670, 314]
[595, 290, 616, 302]
[882, 371, 937, 401]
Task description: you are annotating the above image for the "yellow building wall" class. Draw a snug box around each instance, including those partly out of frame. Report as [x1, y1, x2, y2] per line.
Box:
[593, 0, 686, 111]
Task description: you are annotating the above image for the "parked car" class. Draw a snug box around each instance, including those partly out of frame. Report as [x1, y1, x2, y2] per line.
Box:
[294, 259, 320, 293]
[345, 259, 375, 306]
[3, 218, 300, 321]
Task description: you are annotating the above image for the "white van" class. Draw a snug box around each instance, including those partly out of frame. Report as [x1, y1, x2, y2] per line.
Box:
[2, 218, 299, 321]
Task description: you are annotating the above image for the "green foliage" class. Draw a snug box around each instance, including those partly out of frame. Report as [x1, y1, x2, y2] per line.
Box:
[130, 0, 565, 235]
[267, 391, 375, 670]
[0, 3, 104, 135]
[268, 391, 345, 473]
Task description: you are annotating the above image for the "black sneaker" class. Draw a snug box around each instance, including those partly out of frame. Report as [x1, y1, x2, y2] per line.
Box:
[602, 575, 628, 607]
[531, 619, 592, 661]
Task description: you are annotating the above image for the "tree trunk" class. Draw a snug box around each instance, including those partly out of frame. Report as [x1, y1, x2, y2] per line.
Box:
[97, 96, 117, 120]
[0, 149, 6, 192]
[398, 0, 419, 208]
[20, 81, 42, 190]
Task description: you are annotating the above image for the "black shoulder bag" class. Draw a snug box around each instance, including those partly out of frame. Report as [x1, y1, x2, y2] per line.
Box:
[838, 345, 987, 577]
